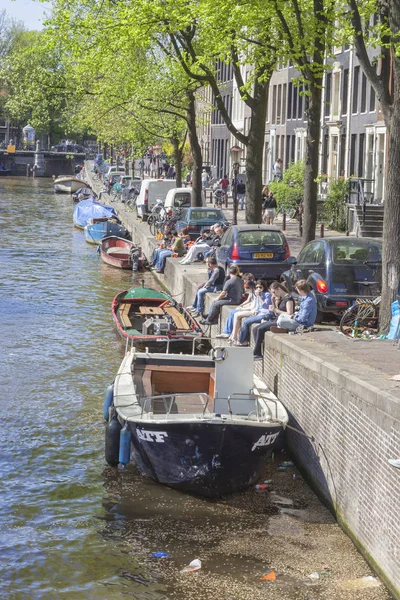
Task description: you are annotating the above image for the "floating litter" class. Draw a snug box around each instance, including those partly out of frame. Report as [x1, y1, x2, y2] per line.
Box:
[151, 552, 169, 558]
[181, 558, 201, 573]
[340, 575, 381, 590]
[260, 570, 276, 581]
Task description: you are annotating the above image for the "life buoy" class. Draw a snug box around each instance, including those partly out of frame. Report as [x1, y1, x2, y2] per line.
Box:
[210, 346, 227, 362]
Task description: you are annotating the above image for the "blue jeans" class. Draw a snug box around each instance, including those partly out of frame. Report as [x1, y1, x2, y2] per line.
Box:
[238, 314, 269, 344]
[192, 284, 219, 313]
[238, 193, 245, 210]
[156, 249, 172, 271]
[151, 247, 163, 266]
[223, 308, 238, 335]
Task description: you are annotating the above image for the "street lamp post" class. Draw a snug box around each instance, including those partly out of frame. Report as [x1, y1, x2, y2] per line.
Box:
[230, 145, 243, 226]
[232, 161, 240, 225]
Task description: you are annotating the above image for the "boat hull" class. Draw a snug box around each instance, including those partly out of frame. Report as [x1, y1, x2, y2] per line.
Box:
[100, 237, 141, 269]
[85, 222, 129, 244]
[54, 177, 85, 193]
[126, 420, 283, 496]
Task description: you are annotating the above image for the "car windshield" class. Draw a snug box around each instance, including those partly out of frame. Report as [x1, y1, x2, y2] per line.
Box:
[189, 210, 225, 221]
[238, 230, 285, 246]
[332, 240, 382, 264]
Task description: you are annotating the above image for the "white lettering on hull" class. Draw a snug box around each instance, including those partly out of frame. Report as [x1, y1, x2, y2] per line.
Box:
[137, 429, 168, 443]
[251, 431, 280, 452]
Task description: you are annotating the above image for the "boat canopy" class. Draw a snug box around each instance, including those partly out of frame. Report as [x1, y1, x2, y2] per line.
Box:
[122, 285, 169, 300]
[73, 199, 117, 227]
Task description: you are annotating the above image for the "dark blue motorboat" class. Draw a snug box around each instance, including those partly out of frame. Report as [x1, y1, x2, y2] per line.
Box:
[105, 346, 288, 497]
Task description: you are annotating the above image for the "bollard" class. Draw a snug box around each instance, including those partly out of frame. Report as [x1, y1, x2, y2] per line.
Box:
[299, 214, 303, 237]
[346, 230, 350, 236]
[320, 222, 324, 238]
[26, 164, 30, 177]
[282, 212, 286, 231]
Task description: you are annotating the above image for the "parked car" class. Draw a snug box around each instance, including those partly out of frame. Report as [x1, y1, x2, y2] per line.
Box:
[136, 179, 177, 217]
[216, 224, 291, 279]
[280, 237, 382, 321]
[174, 207, 228, 238]
[164, 187, 195, 211]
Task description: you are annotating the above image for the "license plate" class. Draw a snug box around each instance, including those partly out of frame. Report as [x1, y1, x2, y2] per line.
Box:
[254, 252, 273, 259]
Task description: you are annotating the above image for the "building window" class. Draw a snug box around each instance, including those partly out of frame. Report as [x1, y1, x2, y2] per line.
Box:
[352, 66, 360, 114]
[291, 134, 295, 163]
[297, 87, 303, 119]
[358, 133, 365, 177]
[322, 134, 329, 175]
[282, 84, 287, 125]
[332, 72, 340, 118]
[287, 82, 292, 119]
[285, 134, 291, 167]
[350, 134, 357, 175]
[369, 84, 376, 112]
[342, 68, 349, 115]
[360, 72, 367, 113]
[277, 84, 282, 124]
[272, 85, 277, 124]
[339, 133, 346, 176]
[292, 85, 298, 120]
[325, 73, 332, 117]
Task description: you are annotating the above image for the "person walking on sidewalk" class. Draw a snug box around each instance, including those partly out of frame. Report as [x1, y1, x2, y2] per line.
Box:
[200, 265, 244, 326]
[186, 257, 225, 317]
[237, 179, 246, 210]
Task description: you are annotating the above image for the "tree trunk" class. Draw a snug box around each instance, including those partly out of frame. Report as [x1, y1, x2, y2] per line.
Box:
[245, 80, 268, 224]
[171, 136, 182, 187]
[302, 84, 321, 246]
[186, 90, 203, 206]
[380, 60, 400, 331]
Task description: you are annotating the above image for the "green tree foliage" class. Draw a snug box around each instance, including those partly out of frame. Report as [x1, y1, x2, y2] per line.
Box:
[269, 160, 305, 210]
[323, 178, 348, 232]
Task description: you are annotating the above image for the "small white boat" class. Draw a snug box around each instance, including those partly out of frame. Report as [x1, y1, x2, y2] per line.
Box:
[54, 175, 86, 194]
[104, 346, 288, 497]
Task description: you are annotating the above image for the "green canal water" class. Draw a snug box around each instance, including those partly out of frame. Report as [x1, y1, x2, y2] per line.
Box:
[0, 177, 391, 600]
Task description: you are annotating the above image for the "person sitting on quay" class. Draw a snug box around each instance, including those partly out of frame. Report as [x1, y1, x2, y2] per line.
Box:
[186, 256, 226, 317]
[149, 230, 173, 268]
[270, 279, 317, 334]
[200, 265, 244, 326]
[215, 274, 256, 339]
[233, 280, 275, 346]
[252, 281, 295, 359]
[179, 224, 222, 265]
[154, 229, 186, 273]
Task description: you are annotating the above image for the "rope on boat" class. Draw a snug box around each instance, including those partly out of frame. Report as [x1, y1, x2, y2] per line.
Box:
[285, 423, 315, 442]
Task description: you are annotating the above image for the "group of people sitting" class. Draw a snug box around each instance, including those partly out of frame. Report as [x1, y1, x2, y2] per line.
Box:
[186, 263, 317, 359]
[149, 223, 224, 272]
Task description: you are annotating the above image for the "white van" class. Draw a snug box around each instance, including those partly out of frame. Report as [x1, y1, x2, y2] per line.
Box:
[136, 179, 177, 217]
[164, 187, 194, 210]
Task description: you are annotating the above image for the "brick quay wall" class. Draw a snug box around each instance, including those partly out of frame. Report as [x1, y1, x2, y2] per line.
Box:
[86, 168, 400, 598]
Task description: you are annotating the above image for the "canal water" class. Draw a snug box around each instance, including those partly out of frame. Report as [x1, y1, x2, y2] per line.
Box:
[0, 177, 391, 600]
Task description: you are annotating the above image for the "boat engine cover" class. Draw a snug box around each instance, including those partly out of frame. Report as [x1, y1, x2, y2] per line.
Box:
[142, 317, 172, 335]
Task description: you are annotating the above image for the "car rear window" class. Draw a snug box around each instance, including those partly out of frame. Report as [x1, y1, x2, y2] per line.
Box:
[238, 231, 285, 246]
[332, 240, 382, 264]
[190, 210, 224, 221]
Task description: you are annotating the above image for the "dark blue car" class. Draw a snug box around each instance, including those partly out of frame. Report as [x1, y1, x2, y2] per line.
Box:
[281, 237, 382, 321]
[174, 207, 228, 239]
[216, 224, 291, 279]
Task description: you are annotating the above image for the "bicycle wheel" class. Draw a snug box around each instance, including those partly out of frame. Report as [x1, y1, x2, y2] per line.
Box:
[287, 207, 296, 220]
[148, 215, 157, 237]
[339, 304, 376, 336]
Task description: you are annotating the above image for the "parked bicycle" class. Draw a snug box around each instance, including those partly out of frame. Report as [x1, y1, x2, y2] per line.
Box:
[339, 296, 381, 337]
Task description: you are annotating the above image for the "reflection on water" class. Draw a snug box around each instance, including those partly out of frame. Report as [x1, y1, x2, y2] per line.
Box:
[0, 178, 168, 599]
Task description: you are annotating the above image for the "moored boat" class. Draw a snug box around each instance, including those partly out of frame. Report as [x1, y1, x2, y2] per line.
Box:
[54, 175, 86, 193]
[99, 236, 144, 270]
[111, 284, 205, 350]
[104, 346, 288, 497]
[72, 186, 93, 203]
[73, 198, 117, 229]
[84, 219, 130, 244]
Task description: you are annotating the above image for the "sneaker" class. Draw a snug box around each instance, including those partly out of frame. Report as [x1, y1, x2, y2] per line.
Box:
[388, 458, 400, 469]
[216, 333, 230, 339]
[270, 326, 288, 334]
[254, 355, 263, 361]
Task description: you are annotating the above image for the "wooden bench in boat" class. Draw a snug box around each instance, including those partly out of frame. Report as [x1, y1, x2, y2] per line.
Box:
[119, 304, 132, 328]
[164, 306, 190, 330]
[139, 306, 164, 316]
